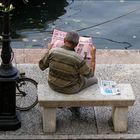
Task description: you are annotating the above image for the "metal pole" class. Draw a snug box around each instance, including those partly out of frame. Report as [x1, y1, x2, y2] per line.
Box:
[1, 0, 11, 64]
[0, 0, 21, 130]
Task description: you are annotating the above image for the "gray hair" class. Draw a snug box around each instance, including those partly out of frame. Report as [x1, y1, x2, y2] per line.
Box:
[65, 31, 79, 45]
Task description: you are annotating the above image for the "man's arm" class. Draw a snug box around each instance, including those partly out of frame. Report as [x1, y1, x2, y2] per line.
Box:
[39, 43, 53, 70]
[89, 45, 96, 72]
[78, 45, 96, 78]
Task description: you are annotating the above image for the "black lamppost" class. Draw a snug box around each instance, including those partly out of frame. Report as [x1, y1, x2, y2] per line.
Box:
[0, 0, 21, 130]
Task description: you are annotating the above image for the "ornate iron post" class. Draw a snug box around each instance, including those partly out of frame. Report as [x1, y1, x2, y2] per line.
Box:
[0, 0, 21, 130]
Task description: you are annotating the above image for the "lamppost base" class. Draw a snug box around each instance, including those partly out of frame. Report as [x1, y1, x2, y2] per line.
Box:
[0, 110, 21, 130]
[0, 64, 21, 130]
[0, 64, 18, 78]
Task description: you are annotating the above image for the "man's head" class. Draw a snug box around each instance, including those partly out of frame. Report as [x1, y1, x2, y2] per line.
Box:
[64, 31, 79, 48]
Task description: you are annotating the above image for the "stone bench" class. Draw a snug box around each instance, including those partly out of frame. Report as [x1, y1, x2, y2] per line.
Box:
[37, 83, 135, 133]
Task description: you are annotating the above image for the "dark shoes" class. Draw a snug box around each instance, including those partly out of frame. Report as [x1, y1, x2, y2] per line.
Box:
[69, 107, 80, 117]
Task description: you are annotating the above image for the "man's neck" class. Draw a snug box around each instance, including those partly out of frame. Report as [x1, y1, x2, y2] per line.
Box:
[64, 42, 73, 49]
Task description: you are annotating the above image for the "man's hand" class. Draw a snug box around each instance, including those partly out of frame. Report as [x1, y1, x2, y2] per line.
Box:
[43, 43, 53, 56]
[47, 43, 53, 51]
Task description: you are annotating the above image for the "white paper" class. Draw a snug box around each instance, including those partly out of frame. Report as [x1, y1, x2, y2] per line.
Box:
[100, 80, 121, 95]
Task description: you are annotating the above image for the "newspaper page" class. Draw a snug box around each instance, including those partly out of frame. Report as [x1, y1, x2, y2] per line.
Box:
[51, 29, 93, 59]
[100, 80, 121, 95]
[51, 29, 66, 48]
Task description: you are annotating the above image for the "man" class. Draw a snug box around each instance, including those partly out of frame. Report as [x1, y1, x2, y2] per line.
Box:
[39, 31, 98, 116]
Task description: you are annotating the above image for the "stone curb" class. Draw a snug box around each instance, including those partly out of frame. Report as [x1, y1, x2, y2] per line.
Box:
[0, 134, 140, 139]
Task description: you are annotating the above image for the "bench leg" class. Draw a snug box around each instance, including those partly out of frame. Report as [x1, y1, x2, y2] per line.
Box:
[42, 107, 56, 133]
[112, 106, 128, 132]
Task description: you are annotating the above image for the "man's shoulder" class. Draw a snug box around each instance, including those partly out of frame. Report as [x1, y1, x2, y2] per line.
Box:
[51, 46, 83, 61]
[50, 47, 62, 52]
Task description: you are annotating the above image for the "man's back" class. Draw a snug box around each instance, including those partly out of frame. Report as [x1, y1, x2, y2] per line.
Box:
[48, 45, 89, 94]
[39, 45, 94, 94]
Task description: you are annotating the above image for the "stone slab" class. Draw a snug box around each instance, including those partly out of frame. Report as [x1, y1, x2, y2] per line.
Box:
[38, 84, 135, 107]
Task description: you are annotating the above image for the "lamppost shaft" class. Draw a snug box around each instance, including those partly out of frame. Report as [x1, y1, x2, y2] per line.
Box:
[1, 0, 11, 64]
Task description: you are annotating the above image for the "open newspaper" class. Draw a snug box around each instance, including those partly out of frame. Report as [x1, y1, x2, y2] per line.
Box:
[51, 29, 93, 59]
[100, 80, 121, 95]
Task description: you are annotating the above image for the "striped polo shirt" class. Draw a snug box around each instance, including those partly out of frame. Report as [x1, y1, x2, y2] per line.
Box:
[39, 45, 94, 94]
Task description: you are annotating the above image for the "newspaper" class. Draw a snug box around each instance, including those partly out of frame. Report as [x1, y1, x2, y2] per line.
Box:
[51, 29, 93, 59]
[100, 80, 121, 95]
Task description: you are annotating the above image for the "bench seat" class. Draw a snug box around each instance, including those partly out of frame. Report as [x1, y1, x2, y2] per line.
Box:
[37, 83, 135, 133]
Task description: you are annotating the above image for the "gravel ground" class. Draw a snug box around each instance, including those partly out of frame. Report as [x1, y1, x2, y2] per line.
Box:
[0, 64, 140, 139]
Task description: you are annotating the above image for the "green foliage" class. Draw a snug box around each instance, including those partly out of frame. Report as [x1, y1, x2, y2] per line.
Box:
[0, 3, 14, 13]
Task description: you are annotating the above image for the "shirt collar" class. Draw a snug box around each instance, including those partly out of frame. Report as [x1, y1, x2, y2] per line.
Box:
[61, 45, 75, 51]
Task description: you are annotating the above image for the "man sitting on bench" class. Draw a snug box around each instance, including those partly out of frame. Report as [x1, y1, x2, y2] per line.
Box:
[39, 31, 98, 116]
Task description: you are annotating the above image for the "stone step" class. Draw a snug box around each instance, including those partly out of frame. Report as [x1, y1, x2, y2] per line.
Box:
[0, 49, 140, 64]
